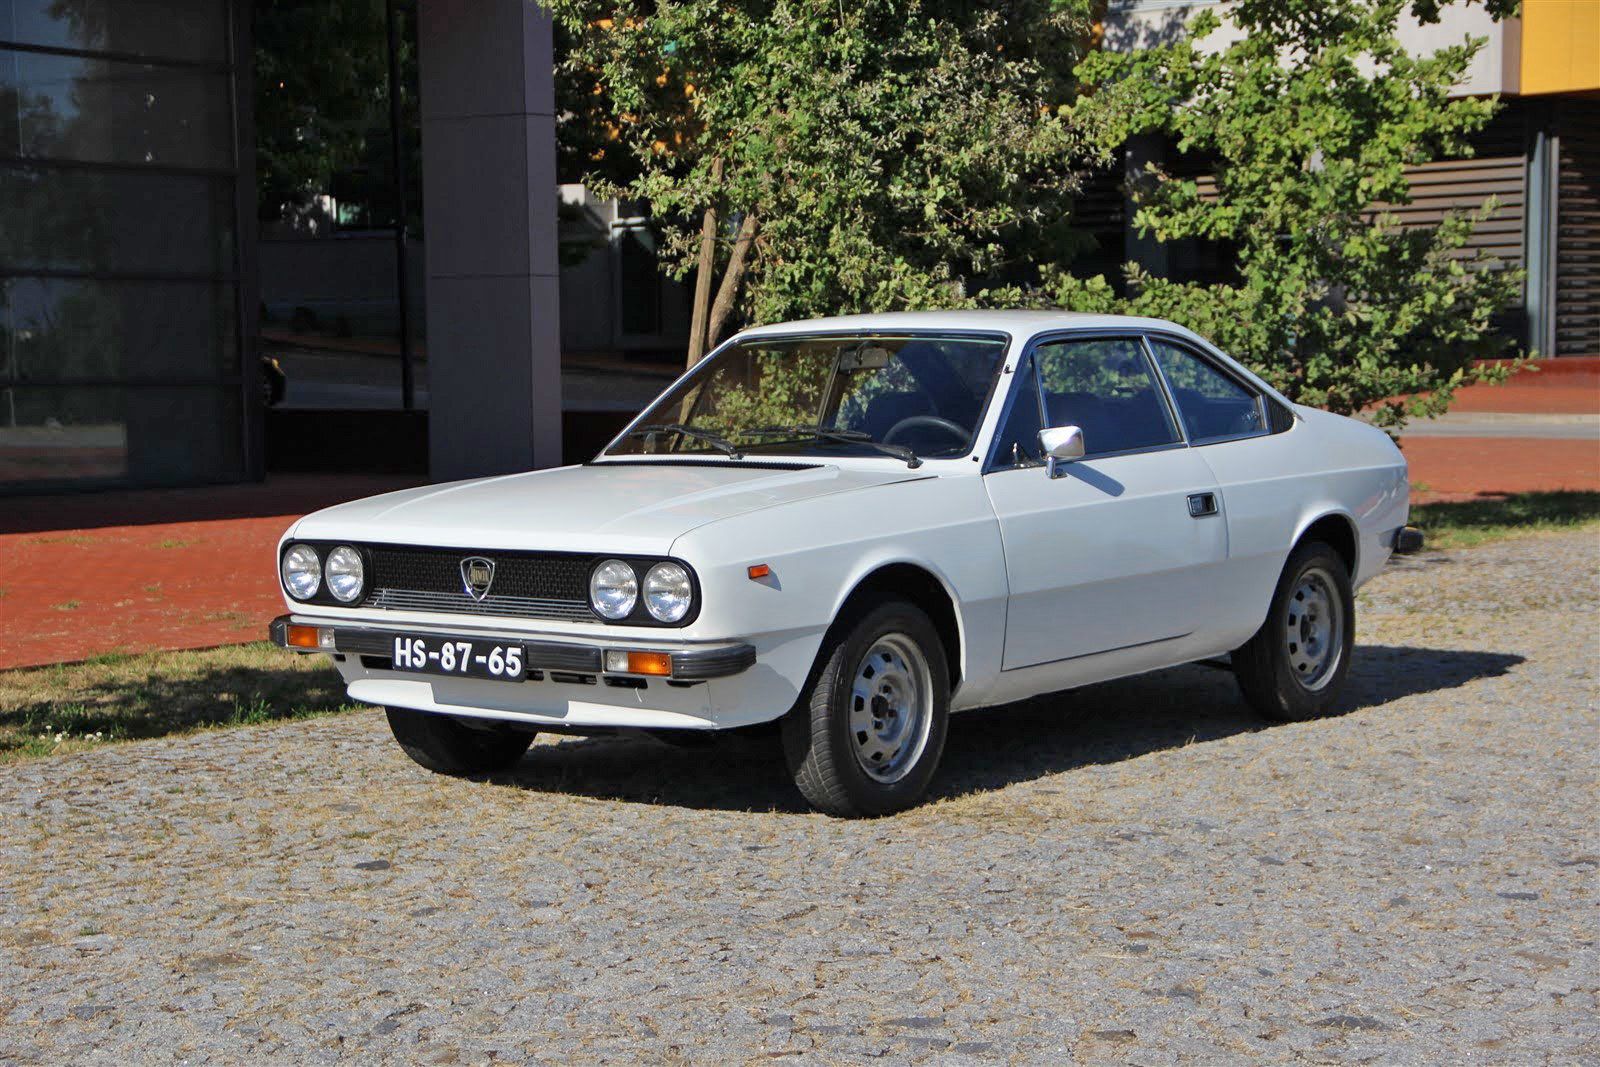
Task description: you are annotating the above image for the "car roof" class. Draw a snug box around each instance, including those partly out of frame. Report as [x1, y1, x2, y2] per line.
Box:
[734, 309, 1199, 343]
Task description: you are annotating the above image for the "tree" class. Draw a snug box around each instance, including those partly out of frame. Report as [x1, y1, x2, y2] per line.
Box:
[1039, 0, 1521, 431]
[548, 0, 1096, 366]
[254, 0, 420, 231]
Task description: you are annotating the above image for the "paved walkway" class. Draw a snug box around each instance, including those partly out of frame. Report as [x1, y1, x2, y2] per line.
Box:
[1400, 437, 1599, 503]
[1398, 412, 1598, 439]
[1, 530, 1594, 1062]
[0, 476, 419, 671]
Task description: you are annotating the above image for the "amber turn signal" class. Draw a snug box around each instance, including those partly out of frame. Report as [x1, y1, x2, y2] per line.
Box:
[626, 651, 673, 676]
[285, 624, 322, 649]
[747, 564, 771, 580]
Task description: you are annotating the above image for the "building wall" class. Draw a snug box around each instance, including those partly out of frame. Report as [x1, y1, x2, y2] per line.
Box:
[1520, 0, 1600, 96]
[1102, 0, 1520, 97]
[0, 0, 254, 491]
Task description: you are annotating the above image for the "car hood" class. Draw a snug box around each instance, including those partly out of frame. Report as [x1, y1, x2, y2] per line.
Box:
[289, 460, 933, 555]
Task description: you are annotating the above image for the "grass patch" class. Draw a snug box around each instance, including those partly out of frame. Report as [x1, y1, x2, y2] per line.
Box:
[1411, 490, 1600, 550]
[0, 643, 358, 763]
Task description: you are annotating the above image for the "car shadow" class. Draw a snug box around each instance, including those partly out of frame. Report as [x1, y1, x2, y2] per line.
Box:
[485, 644, 1525, 814]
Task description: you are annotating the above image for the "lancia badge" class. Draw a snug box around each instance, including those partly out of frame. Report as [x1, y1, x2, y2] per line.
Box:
[460, 556, 495, 601]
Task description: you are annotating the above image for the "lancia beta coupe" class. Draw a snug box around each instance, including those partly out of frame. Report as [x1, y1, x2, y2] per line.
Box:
[272, 311, 1420, 817]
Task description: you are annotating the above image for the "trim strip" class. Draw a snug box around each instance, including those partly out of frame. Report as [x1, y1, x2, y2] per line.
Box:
[1001, 631, 1192, 673]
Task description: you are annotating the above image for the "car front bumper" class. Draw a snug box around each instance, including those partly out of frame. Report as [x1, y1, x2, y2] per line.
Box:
[269, 614, 757, 682]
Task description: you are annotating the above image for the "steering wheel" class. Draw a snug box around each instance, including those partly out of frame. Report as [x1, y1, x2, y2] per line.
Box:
[883, 414, 969, 446]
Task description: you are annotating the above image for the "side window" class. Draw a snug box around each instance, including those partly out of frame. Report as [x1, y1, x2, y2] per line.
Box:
[991, 355, 1043, 467]
[1033, 337, 1180, 456]
[1147, 339, 1266, 443]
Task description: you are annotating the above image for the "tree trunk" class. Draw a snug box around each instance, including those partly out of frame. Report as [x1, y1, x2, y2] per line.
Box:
[706, 211, 758, 351]
[685, 158, 723, 367]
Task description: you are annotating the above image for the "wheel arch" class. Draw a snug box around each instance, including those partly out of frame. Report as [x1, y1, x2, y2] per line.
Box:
[1292, 509, 1359, 578]
[828, 561, 966, 695]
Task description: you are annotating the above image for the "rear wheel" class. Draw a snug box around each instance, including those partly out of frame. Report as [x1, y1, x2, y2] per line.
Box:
[384, 707, 535, 774]
[782, 599, 949, 817]
[1232, 540, 1355, 722]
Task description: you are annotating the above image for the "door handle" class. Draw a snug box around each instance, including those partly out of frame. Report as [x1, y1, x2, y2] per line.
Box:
[1187, 492, 1219, 518]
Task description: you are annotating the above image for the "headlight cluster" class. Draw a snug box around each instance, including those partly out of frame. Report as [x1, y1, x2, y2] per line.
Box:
[589, 559, 695, 623]
[280, 543, 366, 604]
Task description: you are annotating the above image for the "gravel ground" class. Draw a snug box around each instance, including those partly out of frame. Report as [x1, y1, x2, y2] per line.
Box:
[1, 531, 1595, 1064]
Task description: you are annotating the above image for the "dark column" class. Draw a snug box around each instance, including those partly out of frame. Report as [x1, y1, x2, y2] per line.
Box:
[416, 0, 561, 480]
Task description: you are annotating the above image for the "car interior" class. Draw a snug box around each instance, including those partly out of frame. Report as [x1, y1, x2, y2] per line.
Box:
[843, 340, 998, 454]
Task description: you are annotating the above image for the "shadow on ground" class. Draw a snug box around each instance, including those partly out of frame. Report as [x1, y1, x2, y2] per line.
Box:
[0, 653, 349, 755]
[488, 644, 1526, 814]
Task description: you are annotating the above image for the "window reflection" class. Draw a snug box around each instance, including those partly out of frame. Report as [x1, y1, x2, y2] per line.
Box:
[0, 385, 242, 486]
[0, 0, 227, 63]
[0, 49, 231, 168]
[1, 277, 235, 383]
[0, 384, 125, 482]
[0, 166, 234, 274]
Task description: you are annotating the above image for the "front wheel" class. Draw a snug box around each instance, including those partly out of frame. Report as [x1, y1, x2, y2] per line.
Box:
[782, 599, 950, 817]
[1232, 540, 1356, 722]
[385, 707, 535, 775]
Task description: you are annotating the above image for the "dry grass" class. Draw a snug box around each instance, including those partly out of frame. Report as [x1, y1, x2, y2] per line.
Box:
[1411, 490, 1600, 550]
[0, 643, 354, 762]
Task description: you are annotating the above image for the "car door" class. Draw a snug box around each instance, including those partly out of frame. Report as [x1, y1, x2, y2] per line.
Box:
[1144, 334, 1302, 649]
[983, 334, 1228, 672]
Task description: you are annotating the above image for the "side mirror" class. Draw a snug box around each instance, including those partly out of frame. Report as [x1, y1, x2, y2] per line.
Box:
[1038, 425, 1085, 478]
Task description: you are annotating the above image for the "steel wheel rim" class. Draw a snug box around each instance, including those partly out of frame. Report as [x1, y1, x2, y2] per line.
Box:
[1285, 565, 1344, 691]
[847, 633, 933, 784]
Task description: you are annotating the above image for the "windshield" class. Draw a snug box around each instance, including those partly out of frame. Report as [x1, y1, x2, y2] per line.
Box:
[605, 332, 1009, 463]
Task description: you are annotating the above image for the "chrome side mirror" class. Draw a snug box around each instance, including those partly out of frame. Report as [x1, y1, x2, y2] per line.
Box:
[1038, 425, 1085, 478]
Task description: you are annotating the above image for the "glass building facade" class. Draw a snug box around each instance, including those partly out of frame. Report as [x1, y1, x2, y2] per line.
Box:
[0, 0, 252, 489]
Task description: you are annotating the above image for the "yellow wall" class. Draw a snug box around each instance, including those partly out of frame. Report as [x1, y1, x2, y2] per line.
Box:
[1520, 0, 1600, 95]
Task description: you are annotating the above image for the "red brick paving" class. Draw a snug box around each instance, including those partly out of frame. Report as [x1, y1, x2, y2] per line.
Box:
[1402, 437, 1600, 504]
[1447, 381, 1597, 414]
[0, 476, 419, 670]
[1404, 356, 1598, 415]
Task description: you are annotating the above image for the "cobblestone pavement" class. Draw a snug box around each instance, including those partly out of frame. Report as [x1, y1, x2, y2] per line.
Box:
[1, 531, 1595, 1064]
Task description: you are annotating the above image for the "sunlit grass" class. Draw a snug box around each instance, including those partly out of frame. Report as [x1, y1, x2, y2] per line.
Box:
[1410, 491, 1600, 550]
[0, 643, 356, 763]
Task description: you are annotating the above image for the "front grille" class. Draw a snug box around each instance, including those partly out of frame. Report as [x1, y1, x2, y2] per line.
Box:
[360, 545, 595, 623]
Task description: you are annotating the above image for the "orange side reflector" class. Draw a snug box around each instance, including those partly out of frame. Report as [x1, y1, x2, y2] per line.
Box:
[285, 624, 321, 649]
[747, 564, 771, 580]
[627, 651, 673, 676]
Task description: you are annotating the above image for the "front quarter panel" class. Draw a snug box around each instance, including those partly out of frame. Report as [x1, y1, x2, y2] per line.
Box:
[674, 473, 1009, 719]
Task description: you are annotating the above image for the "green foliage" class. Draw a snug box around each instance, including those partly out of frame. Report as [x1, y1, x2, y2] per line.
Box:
[548, 0, 1096, 329]
[1038, 0, 1522, 431]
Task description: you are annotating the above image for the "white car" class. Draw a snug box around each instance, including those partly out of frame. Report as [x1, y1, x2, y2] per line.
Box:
[272, 311, 1420, 816]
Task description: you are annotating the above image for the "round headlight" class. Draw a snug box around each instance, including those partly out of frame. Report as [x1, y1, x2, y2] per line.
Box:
[325, 545, 365, 603]
[643, 562, 693, 622]
[281, 544, 321, 600]
[589, 559, 638, 619]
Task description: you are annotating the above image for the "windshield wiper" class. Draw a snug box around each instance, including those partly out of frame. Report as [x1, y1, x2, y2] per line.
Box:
[624, 423, 743, 459]
[749, 425, 921, 469]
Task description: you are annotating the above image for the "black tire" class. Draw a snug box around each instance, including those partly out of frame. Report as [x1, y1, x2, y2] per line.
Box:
[1233, 540, 1356, 722]
[384, 707, 535, 775]
[781, 599, 950, 817]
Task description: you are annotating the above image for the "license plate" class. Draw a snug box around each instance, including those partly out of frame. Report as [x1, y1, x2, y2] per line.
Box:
[391, 635, 526, 681]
